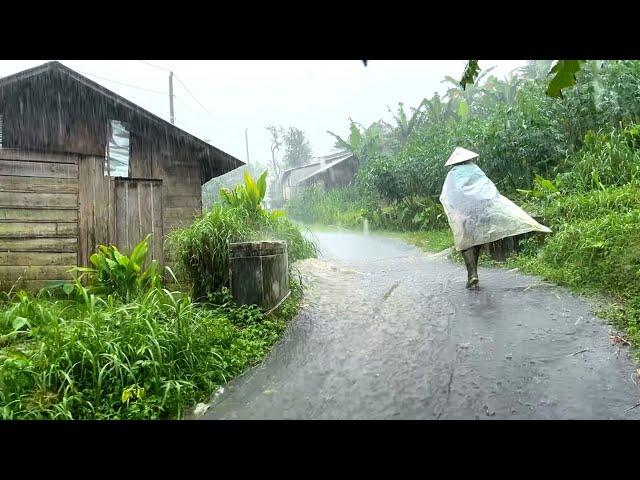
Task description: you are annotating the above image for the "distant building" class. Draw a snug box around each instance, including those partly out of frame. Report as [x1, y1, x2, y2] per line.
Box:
[281, 151, 357, 202]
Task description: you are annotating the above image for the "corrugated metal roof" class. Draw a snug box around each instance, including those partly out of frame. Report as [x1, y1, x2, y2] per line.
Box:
[297, 151, 354, 185]
[282, 150, 353, 187]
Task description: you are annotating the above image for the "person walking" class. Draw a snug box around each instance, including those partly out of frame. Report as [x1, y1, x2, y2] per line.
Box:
[439, 147, 552, 289]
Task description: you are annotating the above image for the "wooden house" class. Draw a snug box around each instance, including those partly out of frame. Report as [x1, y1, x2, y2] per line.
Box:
[0, 61, 243, 290]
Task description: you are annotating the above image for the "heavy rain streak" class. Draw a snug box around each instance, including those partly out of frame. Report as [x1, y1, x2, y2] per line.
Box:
[0, 60, 639, 421]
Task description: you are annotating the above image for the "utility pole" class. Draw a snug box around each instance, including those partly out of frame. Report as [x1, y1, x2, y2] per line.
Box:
[169, 71, 175, 124]
[245, 128, 250, 165]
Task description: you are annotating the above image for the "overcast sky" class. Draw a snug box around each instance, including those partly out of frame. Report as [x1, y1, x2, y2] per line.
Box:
[0, 60, 528, 167]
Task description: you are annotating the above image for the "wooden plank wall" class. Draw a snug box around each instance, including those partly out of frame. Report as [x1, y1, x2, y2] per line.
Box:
[0, 149, 79, 290]
[155, 147, 203, 233]
[77, 155, 113, 267]
[131, 138, 202, 265]
[113, 178, 163, 267]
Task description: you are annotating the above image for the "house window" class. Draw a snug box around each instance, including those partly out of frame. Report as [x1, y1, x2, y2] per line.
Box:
[105, 120, 130, 177]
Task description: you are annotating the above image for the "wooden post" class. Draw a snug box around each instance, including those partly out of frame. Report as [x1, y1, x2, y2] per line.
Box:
[169, 72, 175, 125]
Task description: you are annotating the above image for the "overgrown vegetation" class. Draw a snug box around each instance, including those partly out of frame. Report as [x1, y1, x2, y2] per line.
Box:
[1, 172, 314, 419]
[169, 171, 317, 298]
[505, 127, 640, 349]
[285, 60, 640, 353]
[0, 275, 302, 419]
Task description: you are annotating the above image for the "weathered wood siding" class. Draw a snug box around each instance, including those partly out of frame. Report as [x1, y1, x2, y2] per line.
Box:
[77, 155, 113, 268]
[113, 178, 163, 266]
[0, 149, 79, 290]
[145, 136, 203, 233]
[128, 136, 202, 266]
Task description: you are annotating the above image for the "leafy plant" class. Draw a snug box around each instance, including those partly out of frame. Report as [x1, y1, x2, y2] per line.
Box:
[460, 59, 586, 98]
[0, 279, 302, 419]
[546, 60, 586, 98]
[169, 171, 317, 298]
[220, 170, 269, 212]
[73, 235, 162, 302]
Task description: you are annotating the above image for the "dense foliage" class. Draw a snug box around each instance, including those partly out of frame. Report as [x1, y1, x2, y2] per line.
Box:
[0, 235, 304, 419]
[286, 60, 640, 353]
[170, 171, 317, 298]
[506, 124, 640, 348]
[286, 60, 640, 230]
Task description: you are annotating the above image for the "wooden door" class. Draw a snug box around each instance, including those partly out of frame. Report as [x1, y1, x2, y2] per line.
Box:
[113, 178, 163, 266]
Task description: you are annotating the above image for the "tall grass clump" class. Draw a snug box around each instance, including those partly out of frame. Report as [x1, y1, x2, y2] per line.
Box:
[0, 286, 294, 419]
[168, 171, 317, 297]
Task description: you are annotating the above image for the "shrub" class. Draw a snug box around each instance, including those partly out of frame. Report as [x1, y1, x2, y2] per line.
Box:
[169, 171, 317, 298]
[555, 124, 640, 192]
[72, 234, 163, 302]
[0, 284, 298, 419]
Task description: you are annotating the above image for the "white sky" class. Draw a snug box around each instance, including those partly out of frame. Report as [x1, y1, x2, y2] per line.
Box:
[0, 60, 528, 167]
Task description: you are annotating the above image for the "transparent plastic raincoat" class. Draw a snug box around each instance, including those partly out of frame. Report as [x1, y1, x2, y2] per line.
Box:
[440, 163, 551, 251]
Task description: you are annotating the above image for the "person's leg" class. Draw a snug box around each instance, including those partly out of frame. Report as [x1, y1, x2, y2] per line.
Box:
[473, 244, 483, 285]
[474, 244, 482, 267]
[461, 247, 479, 288]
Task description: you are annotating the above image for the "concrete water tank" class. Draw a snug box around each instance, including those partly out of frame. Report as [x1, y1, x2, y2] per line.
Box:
[229, 241, 289, 311]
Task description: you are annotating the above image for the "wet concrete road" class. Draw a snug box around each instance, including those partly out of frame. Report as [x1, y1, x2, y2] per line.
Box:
[202, 232, 640, 419]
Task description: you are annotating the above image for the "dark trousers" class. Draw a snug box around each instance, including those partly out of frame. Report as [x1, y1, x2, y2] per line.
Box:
[461, 245, 482, 286]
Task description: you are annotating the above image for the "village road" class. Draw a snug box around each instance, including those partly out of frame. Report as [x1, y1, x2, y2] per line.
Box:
[201, 232, 640, 419]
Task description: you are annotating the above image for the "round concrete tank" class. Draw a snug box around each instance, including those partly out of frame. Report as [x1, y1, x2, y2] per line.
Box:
[229, 241, 289, 311]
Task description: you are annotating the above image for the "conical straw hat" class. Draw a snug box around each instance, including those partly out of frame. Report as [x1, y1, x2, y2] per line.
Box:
[445, 147, 479, 166]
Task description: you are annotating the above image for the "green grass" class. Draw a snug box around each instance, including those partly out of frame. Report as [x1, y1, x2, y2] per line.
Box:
[501, 184, 640, 355]
[0, 177, 314, 420]
[0, 281, 303, 420]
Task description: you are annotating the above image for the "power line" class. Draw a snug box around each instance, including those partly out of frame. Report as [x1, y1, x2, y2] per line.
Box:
[138, 60, 172, 72]
[138, 60, 214, 120]
[77, 70, 167, 96]
[81, 64, 214, 140]
[173, 73, 213, 117]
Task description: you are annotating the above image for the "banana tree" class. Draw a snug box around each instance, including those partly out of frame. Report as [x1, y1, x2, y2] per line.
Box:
[423, 92, 458, 124]
[517, 60, 555, 82]
[482, 72, 524, 107]
[384, 100, 430, 148]
[327, 118, 390, 162]
[461, 60, 586, 98]
[443, 66, 497, 116]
